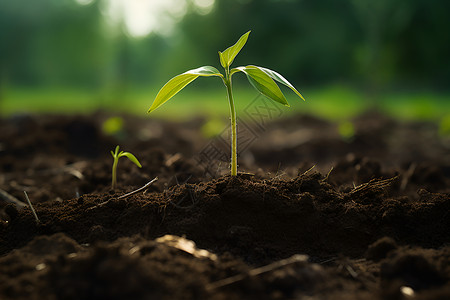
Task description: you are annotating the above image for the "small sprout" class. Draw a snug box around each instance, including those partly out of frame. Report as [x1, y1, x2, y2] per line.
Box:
[110, 145, 142, 190]
[338, 120, 355, 141]
[439, 114, 450, 136]
[201, 118, 227, 138]
[148, 31, 305, 176]
[102, 116, 124, 136]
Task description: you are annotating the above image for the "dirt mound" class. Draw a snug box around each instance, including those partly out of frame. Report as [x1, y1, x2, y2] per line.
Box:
[0, 112, 449, 299]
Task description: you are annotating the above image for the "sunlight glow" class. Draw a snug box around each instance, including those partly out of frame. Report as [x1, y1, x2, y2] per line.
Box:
[102, 0, 215, 37]
[193, 0, 215, 15]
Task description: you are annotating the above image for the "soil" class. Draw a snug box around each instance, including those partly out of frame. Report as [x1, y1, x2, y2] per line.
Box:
[0, 111, 449, 299]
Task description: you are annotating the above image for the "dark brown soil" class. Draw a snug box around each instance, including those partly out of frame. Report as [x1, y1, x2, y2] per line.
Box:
[0, 111, 449, 299]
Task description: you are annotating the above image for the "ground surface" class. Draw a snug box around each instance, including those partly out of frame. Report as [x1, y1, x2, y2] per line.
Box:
[0, 111, 449, 299]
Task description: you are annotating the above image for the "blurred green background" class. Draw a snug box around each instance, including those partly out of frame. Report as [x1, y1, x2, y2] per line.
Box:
[1, 0, 449, 122]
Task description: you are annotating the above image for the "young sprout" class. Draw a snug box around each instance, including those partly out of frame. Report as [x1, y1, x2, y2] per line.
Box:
[110, 145, 142, 190]
[148, 31, 305, 176]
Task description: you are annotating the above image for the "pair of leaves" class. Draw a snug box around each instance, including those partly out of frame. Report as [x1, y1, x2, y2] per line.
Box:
[148, 64, 305, 112]
[111, 145, 142, 168]
[148, 31, 305, 113]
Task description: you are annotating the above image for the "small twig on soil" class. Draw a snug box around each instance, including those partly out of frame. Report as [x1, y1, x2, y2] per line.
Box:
[345, 264, 358, 279]
[350, 177, 398, 195]
[116, 177, 158, 199]
[165, 153, 182, 167]
[324, 166, 334, 181]
[206, 254, 308, 291]
[301, 165, 316, 176]
[0, 188, 27, 208]
[88, 177, 158, 210]
[24, 191, 40, 225]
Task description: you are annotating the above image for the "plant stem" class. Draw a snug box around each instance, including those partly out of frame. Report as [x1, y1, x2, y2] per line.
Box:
[224, 69, 237, 176]
[112, 158, 118, 189]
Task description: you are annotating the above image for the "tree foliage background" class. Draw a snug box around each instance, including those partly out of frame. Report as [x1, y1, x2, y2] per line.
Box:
[1, 0, 449, 96]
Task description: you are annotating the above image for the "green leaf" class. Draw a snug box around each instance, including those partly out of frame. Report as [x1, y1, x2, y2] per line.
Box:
[188, 66, 223, 76]
[148, 66, 223, 113]
[218, 51, 226, 69]
[233, 66, 289, 106]
[219, 31, 251, 68]
[258, 67, 305, 101]
[120, 152, 142, 168]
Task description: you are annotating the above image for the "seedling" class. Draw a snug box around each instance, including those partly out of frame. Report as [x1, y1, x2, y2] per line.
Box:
[110, 145, 142, 190]
[148, 31, 305, 176]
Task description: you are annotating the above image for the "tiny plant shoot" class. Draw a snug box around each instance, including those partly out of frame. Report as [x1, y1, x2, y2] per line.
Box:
[110, 145, 142, 190]
[148, 31, 305, 176]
